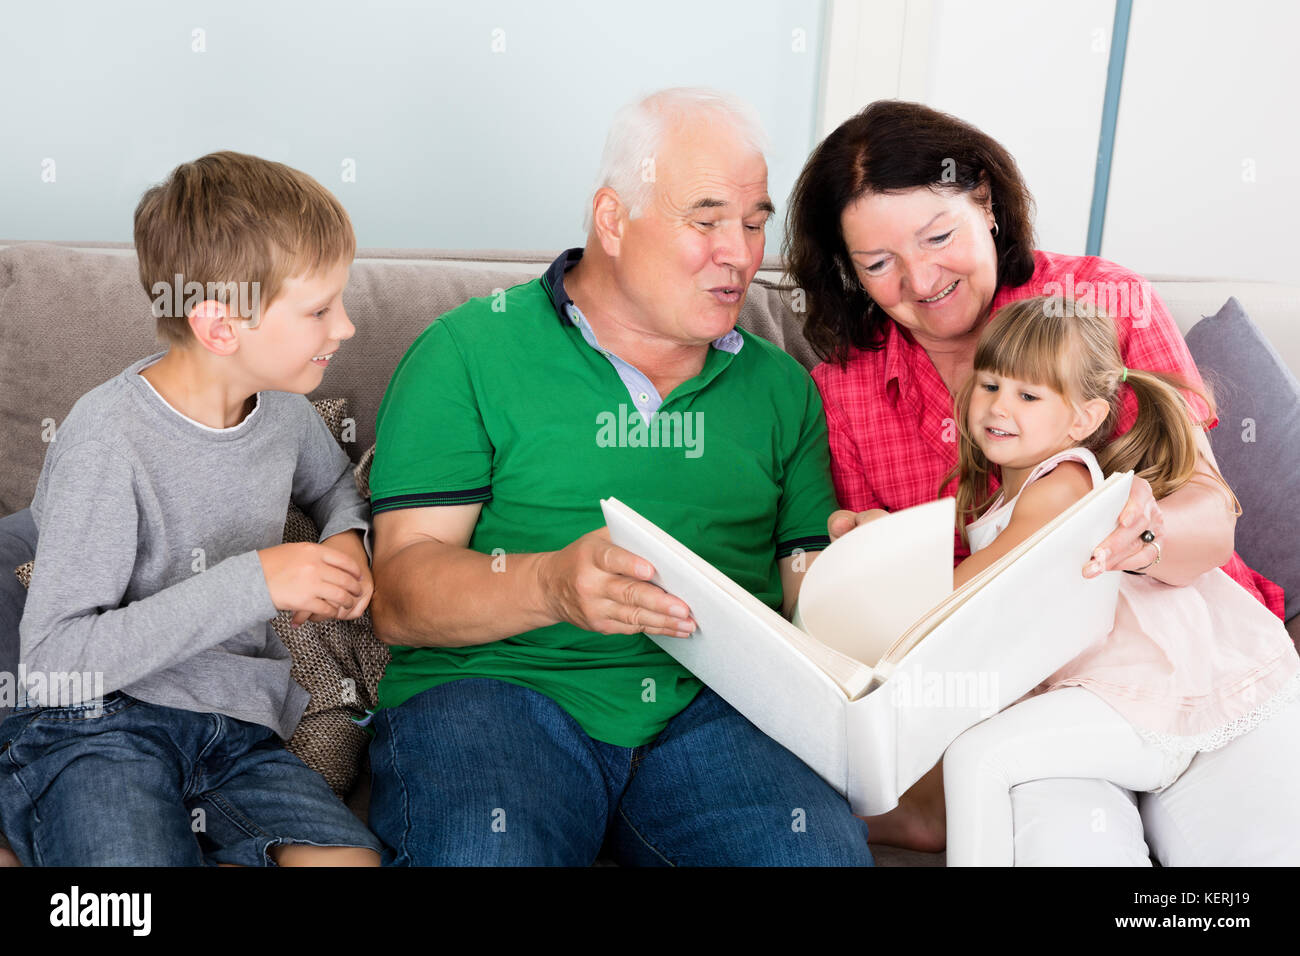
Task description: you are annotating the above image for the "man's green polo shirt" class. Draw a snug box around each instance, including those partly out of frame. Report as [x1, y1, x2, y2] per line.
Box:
[368, 249, 838, 747]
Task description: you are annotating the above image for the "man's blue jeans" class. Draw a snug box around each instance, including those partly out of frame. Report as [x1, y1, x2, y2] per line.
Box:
[368, 677, 874, 866]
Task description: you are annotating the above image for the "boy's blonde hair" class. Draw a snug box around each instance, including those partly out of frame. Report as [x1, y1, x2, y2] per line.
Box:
[133, 151, 355, 345]
[948, 295, 1239, 545]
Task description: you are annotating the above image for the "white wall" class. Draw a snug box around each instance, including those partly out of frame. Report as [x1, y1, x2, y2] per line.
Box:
[1101, 0, 1300, 282]
[817, 0, 1299, 282]
[6, 0, 1295, 283]
[819, 0, 1113, 257]
[0, 0, 825, 251]
[924, 0, 1114, 258]
[817, 0, 933, 133]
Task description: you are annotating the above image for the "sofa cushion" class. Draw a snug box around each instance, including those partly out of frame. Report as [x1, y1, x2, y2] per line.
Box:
[1186, 297, 1300, 620]
[273, 397, 389, 796]
[0, 245, 151, 516]
[275, 494, 389, 796]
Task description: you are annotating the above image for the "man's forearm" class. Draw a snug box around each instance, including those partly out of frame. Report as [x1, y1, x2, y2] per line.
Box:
[370, 540, 556, 647]
[1147, 474, 1236, 587]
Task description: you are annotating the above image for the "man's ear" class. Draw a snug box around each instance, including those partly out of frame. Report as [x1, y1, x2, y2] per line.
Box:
[1069, 397, 1110, 442]
[187, 299, 240, 356]
[591, 187, 626, 257]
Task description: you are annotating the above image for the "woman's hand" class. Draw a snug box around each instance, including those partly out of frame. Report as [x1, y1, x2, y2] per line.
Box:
[1083, 476, 1166, 578]
[828, 508, 890, 542]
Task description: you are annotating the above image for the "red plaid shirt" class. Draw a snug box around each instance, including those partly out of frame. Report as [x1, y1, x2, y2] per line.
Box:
[812, 249, 1285, 618]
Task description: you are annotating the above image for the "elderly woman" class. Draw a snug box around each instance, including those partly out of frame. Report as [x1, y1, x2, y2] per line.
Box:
[785, 100, 1294, 865]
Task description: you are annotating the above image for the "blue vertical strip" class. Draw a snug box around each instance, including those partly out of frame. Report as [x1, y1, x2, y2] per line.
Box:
[1087, 0, 1133, 256]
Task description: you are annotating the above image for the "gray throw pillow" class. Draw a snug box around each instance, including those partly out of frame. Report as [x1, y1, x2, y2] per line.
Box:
[1185, 297, 1300, 620]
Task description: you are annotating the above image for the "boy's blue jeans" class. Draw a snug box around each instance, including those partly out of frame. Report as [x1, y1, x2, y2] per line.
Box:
[0, 690, 381, 866]
[0, 508, 36, 728]
[368, 678, 874, 866]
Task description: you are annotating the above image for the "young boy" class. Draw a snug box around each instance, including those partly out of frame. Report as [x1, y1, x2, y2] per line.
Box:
[0, 152, 382, 866]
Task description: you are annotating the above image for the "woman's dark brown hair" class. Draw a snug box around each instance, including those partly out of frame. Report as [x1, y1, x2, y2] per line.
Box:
[783, 100, 1038, 366]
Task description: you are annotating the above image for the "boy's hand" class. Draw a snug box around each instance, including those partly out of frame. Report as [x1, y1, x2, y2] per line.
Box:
[257, 540, 365, 628]
[299, 530, 374, 626]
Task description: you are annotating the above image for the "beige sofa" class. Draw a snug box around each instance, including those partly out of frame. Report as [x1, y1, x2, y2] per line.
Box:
[1, 241, 1296, 866]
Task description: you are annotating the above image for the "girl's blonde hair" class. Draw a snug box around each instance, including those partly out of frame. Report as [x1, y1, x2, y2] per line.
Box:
[947, 295, 1239, 546]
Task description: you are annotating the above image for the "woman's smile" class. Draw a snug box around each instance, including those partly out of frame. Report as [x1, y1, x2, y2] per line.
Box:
[917, 279, 959, 305]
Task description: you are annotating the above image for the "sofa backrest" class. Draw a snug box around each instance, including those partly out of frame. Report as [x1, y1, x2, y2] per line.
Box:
[3, 242, 1297, 518]
[0, 243, 811, 515]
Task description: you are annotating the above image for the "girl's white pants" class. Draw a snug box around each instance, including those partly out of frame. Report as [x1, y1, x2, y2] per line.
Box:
[947, 688, 1300, 866]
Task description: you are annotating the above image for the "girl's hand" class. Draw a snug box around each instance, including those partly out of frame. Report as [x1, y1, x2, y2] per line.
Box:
[1083, 476, 1167, 577]
[828, 508, 890, 542]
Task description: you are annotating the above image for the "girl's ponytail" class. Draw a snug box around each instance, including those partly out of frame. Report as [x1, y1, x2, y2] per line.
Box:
[1100, 368, 1240, 511]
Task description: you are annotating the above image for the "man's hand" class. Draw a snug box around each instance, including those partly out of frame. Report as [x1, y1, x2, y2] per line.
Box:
[828, 508, 889, 542]
[535, 527, 696, 638]
[257, 539, 366, 629]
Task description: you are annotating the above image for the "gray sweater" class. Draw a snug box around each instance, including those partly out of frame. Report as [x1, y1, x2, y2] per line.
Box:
[20, 352, 370, 738]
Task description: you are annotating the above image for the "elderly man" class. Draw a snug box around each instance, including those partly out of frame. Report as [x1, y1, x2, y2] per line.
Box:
[364, 88, 874, 866]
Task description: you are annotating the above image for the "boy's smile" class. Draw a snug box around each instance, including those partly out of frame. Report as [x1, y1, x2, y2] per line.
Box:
[241, 259, 354, 391]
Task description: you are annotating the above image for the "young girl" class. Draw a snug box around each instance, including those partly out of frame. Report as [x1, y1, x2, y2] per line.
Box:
[940, 294, 1300, 866]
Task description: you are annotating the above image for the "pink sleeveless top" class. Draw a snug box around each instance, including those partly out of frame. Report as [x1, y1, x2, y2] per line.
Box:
[966, 447, 1300, 754]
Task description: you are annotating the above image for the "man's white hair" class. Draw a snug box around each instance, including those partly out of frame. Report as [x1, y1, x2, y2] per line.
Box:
[583, 87, 771, 232]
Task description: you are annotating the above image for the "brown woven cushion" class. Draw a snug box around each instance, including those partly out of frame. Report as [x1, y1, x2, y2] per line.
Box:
[13, 397, 390, 796]
[354, 443, 376, 498]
